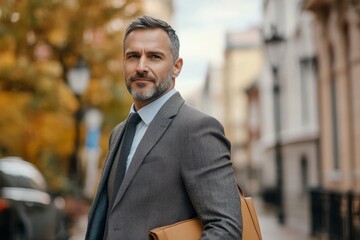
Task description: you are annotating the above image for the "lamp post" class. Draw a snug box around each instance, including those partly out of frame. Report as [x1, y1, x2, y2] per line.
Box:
[84, 108, 103, 198]
[67, 58, 90, 188]
[265, 26, 286, 224]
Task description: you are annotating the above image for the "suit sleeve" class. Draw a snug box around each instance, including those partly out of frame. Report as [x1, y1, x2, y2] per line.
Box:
[180, 115, 242, 240]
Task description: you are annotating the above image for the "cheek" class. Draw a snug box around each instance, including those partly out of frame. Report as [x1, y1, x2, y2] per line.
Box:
[123, 65, 135, 78]
[157, 66, 172, 77]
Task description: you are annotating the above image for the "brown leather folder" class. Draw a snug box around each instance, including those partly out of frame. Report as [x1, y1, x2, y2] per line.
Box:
[149, 185, 262, 240]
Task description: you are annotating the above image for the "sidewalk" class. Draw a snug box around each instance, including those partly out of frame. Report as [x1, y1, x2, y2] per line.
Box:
[254, 197, 313, 240]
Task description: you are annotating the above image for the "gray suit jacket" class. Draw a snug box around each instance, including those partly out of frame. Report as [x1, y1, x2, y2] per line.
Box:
[85, 92, 242, 240]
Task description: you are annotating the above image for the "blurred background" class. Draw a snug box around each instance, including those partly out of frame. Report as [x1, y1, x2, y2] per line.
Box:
[1, 0, 360, 239]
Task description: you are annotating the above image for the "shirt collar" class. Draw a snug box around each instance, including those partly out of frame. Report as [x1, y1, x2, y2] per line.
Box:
[130, 88, 177, 125]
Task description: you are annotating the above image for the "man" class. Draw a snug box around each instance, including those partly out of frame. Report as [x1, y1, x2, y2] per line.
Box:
[85, 15, 242, 240]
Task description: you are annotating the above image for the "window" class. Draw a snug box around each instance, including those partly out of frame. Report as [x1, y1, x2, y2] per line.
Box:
[330, 75, 340, 170]
[300, 155, 308, 192]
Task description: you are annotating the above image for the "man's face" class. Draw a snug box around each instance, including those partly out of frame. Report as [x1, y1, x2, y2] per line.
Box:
[123, 28, 183, 109]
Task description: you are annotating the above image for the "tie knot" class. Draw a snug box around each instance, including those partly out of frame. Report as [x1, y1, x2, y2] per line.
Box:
[128, 112, 141, 124]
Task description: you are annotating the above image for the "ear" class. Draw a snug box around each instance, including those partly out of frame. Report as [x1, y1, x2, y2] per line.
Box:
[172, 58, 183, 78]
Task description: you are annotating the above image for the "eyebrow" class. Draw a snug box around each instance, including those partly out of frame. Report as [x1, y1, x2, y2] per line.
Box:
[125, 50, 166, 57]
[124, 50, 138, 56]
[147, 51, 166, 57]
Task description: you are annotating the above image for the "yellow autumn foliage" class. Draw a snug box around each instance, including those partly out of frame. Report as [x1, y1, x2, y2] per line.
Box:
[0, 51, 16, 69]
[0, 0, 143, 192]
[0, 92, 30, 156]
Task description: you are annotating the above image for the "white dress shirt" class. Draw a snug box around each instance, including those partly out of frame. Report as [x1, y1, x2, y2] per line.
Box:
[125, 88, 177, 170]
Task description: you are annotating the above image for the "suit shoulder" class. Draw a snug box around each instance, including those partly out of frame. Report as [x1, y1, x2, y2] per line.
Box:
[179, 103, 224, 129]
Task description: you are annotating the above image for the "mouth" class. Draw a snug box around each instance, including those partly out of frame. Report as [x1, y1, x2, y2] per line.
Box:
[131, 78, 152, 86]
[130, 76, 155, 84]
[133, 78, 151, 82]
[129, 78, 155, 89]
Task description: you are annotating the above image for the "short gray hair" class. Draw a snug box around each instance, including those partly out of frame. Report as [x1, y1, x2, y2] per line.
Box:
[124, 15, 180, 61]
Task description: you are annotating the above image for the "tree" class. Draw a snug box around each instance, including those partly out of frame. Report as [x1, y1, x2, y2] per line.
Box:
[0, 0, 143, 192]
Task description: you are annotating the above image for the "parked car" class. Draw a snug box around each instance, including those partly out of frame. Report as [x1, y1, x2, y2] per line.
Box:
[0, 156, 67, 240]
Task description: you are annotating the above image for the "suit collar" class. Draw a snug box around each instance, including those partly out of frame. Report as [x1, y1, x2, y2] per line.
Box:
[135, 88, 177, 125]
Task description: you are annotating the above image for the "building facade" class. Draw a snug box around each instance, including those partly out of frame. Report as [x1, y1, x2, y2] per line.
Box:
[303, 0, 360, 238]
[201, 64, 225, 125]
[244, 80, 263, 195]
[222, 28, 263, 188]
[304, 0, 360, 191]
[261, 0, 320, 234]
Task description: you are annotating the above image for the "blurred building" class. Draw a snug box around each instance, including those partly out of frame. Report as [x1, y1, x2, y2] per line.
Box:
[304, 0, 360, 190]
[261, 0, 319, 235]
[201, 64, 225, 125]
[222, 28, 263, 189]
[303, 0, 360, 239]
[194, 28, 263, 192]
[260, 0, 360, 238]
[244, 80, 262, 195]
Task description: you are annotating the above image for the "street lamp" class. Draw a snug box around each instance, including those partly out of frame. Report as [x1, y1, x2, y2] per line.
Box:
[67, 58, 90, 188]
[84, 108, 103, 198]
[264, 25, 286, 224]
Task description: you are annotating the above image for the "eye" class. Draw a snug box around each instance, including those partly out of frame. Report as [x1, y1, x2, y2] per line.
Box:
[150, 54, 161, 60]
[126, 53, 140, 59]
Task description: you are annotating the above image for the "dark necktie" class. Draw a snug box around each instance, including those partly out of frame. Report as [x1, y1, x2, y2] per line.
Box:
[103, 113, 141, 240]
[110, 112, 141, 205]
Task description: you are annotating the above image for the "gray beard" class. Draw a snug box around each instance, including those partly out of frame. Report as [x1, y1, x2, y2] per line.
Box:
[127, 71, 173, 101]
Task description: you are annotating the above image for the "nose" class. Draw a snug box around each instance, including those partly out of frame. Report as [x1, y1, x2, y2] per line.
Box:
[136, 56, 148, 74]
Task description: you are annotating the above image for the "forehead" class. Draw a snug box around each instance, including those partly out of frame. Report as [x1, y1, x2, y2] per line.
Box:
[124, 28, 171, 52]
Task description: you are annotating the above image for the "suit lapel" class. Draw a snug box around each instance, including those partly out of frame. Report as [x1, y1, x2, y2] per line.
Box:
[111, 92, 185, 212]
[87, 122, 126, 222]
[99, 123, 126, 192]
